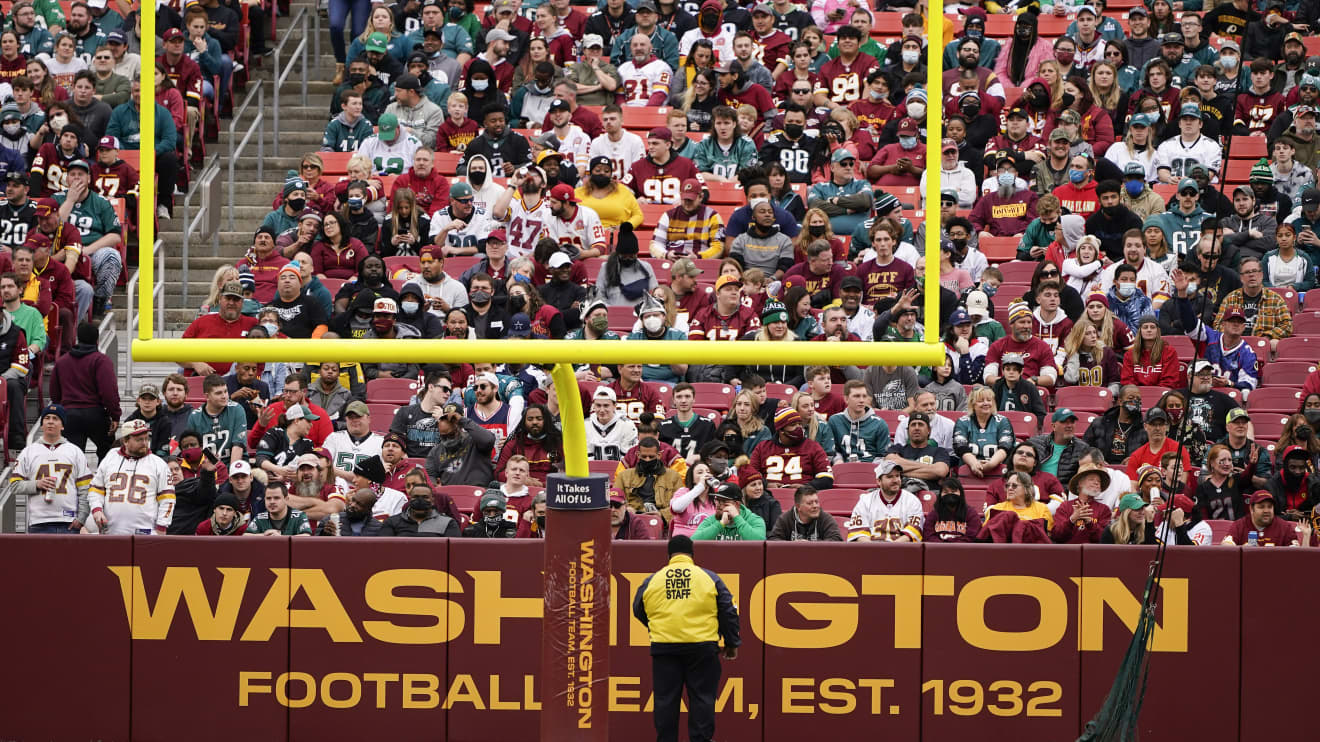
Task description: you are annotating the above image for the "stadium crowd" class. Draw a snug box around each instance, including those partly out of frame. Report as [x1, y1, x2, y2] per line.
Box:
[10, 0, 1320, 548]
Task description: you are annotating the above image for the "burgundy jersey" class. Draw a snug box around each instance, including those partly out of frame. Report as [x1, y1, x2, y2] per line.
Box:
[629, 155, 702, 205]
[1233, 90, 1284, 135]
[687, 302, 760, 341]
[607, 379, 666, 422]
[91, 159, 140, 201]
[754, 30, 792, 71]
[675, 288, 712, 327]
[985, 132, 1045, 160]
[41, 223, 88, 282]
[816, 52, 877, 106]
[848, 98, 896, 138]
[30, 143, 81, 197]
[748, 436, 833, 488]
[857, 257, 916, 305]
[436, 118, 480, 153]
[781, 261, 853, 300]
[158, 52, 204, 107]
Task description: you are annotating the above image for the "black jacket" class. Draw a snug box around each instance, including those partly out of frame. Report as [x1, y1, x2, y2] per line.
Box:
[462, 518, 518, 538]
[743, 492, 782, 533]
[459, 129, 532, 176]
[377, 511, 459, 536]
[168, 469, 217, 535]
[1085, 206, 1144, 262]
[1080, 407, 1148, 466]
[1026, 433, 1090, 489]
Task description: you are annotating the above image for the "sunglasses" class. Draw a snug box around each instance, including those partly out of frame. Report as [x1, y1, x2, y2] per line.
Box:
[792, 88, 811, 94]
[1040, 270, 1059, 277]
[609, 501, 625, 509]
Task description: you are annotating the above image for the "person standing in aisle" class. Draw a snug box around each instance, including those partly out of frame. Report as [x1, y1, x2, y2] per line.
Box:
[633, 534, 740, 742]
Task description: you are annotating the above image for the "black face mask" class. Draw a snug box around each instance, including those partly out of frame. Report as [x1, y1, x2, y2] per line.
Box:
[1285, 468, 1306, 487]
[960, 102, 978, 117]
[637, 458, 663, 476]
[536, 515, 546, 531]
[1030, 91, 1049, 108]
[589, 173, 611, 189]
[348, 72, 366, 85]
[508, 295, 526, 312]
[1297, 426, 1313, 441]
[409, 496, 434, 513]
[1015, 25, 1032, 39]
[469, 169, 487, 186]
[618, 256, 637, 267]
[345, 507, 369, 522]
[808, 224, 826, 237]
[1060, 92, 1076, 108]
[939, 493, 961, 509]
[784, 123, 804, 139]
[285, 197, 306, 212]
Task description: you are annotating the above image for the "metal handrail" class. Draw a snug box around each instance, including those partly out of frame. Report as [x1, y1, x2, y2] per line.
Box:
[179, 157, 222, 307]
[272, 8, 309, 157]
[0, 465, 19, 532]
[125, 240, 165, 397]
[227, 84, 265, 231]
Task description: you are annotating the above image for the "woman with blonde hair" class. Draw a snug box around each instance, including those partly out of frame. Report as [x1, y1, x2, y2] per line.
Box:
[1036, 60, 1065, 110]
[198, 265, 240, 316]
[953, 386, 1014, 477]
[793, 208, 845, 263]
[671, 39, 714, 107]
[732, 389, 771, 454]
[791, 391, 836, 458]
[984, 470, 1053, 540]
[1142, 223, 1176, 273]
[335, 154, 386, 223]
[346, 6, 408, 63]
[1088, 61, 1128, 131]
[378, 188, 431, 257]
[1102, 493, 1158, 544]
[1061, 320, 1121, 394]
[1080, 292, 1133, 354]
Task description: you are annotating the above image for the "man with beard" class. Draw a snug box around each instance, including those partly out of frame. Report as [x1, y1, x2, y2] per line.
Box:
[412, 244, 468, 314]
[89, 419, 174, 534]
[759, 104, 818, 185]
[543, 182, 607, 259]
[972, 152, 1039, 238]
[377, 483, 459, 536]
[320, 487, 379, 536]
[613, 3, 678, 83]
[65, 2, 107, 56]
[179, 281, 258, 375]
[424, 401, 496, 485]
[490, 164, 550, 260]
[611, 488, 664, 539]
[494, 402, 563, 485]
[845, 460, 923, 541]
[984, 302, 1059, 387]
[464, 370, 518, 455]
[461, 105, 531, 180]
[1224, 490, 1304, 546]
[942, 36, 1005, 102]
[0, 171, 36, 252]
[1082, 384, 1148, 465]
[1267, 76, 1320, 144]
[266, 263, 327, 339]
[278, 453, 346, 522]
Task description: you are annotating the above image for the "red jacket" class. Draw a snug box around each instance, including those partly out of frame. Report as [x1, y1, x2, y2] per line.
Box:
[274, 178, 338, 216]
[246, 400, 333, 449]
[1126, 438, 1191, 480]
[494, 433, 564, 484]
[31, 256, 76, 314]
[1121, 343, 1182, 388]
[391, 167, 452, 216]
[310, 238, 369, 279]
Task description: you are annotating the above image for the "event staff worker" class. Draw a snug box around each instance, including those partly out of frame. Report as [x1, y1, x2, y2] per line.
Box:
[633, 534, 740, 742]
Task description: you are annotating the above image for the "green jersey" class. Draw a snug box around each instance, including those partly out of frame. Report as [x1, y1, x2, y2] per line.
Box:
[247, 509, 312, 536]
[54, 191, 120, 245]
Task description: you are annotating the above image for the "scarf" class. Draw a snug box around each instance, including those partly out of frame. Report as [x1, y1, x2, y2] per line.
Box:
[209, 511, 246, 536]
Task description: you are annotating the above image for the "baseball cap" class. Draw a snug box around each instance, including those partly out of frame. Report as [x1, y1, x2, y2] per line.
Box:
[582, 34, 604, 49]
[394, 73, 421, 91]
[1191, 359, 1216, 375]
[97, 136, 119, 150]
[365, 31, 389, 53]
[840, 275, 863, 292]
[295, 453, 320, 469]
[377, 113, 400, 142]
[940, 188, 959, 204]
[66, 159, 89, 173]
[1049, 128, 1071, 142]
[509, 313, 532, 337]
[373, 297, 398, 314]
[873, 460, 903, 477]
[1226, 408, 1251, 424]
[647, 126, 672, 142]
[965, 290, 988, 317]
[1059, 109, 1081, 126]
[106, 30, 127, 44]
[1129, 113, 1154, 128]
[549, 182, 578, 203]
[137, 383, 160, 399]
[671, 257, 702, 277]
[486, 27, 515, 44]
[1127, 4, 1148, 15]
[896, 118, 918, 136]
[1219, 39, 1240, 52]
[680, 178, 702, 199]
[751, 1, 773, 14]
[119, 419, 151, 438]
[1303, 187, 1320, 206]
[949, 308, 971, 326]
[5, 170, 27, 184]
[593, 386, 618, 403]
[344, 400, 371, 417]
[830, 148, 856, 163]
[534, 151, 563, 168]
[941, 138, 957, 154]
[1006, 106, 1029, 120]
[1179, 103, 1202, 119]
[1145, 407, 1169, 423]
[1075, 4, 1097, 15]
[450, 181, 474, 200]
[1160, 31, 1184, 45]
[1247, 490, 1275, 505]
[547, 252, 572, 269]
[548, 97, 571, 113]
[220, 280, 244, 299]
[1285, 31, 1305, 45]
[1178, 177, 1199, 194]
[229, 460, 252, 476]
[1123, 161, 1146, 178]
[487, 228, 507, 243]
[711, 481, 742, 500]
[715, 274, 742, 291]
[635, 0, 658, 11]
[1052, 408, 1078, 422]
[162, 28, 184, 42]
[286, 404, 321, 422]
[1221, 309, 1247, 323]
[589, 155, 612, 172]
[608, 489, 626, 505]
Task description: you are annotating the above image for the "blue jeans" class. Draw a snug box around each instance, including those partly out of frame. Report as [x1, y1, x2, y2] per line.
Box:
[329, 0, 371, 63]
[28, 522, 77, 534]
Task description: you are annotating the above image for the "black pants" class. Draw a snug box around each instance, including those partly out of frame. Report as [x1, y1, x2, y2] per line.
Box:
[65, 406, 114, 460]
[157, 150, 180, 212]
[5, 374, 26, 450]
[652, 647, 721, 742]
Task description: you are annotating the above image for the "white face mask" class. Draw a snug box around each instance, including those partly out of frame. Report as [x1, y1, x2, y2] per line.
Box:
[49, 114, 67, 129]
[901, 49, 919, 65]
[401, 300, 420, 314]
[2, 122, 20, 136]
[1118, 282, 1136, 298]
[642, 314, 665, 333]
[906, 102, 925, 119]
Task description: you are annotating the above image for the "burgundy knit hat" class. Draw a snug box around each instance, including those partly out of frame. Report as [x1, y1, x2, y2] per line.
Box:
[1086, 292, 1108, 309]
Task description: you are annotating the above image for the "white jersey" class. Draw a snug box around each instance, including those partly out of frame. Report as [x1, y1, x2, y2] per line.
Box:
[1162, 518, 1213, 546]
[845, 489, 925, 542]
[88, 448, 175, 535]
[371, 485, 408, 521]
[551, 124, 593, 173]
[322, 430, 383, 490]
[11, 438, 92, 526]
[1153, 135, 1222, 182]
[413, 274, 470, 314]
[1098, 257, 1172, 300]
[584, 415, 638, 462]
[428, 202, 496, 253]
[589, 131, 646, 184]
[542, 203, 608, 258]
[679, 28, 735, 65]
[617, 58, 672, 106]
[357, 133, 424, 175]
[501, 194, 553, 261]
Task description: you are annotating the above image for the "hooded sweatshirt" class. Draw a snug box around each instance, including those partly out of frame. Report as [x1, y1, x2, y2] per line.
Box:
[826, 407, 892, 463]
[322, 110, 377, 152]
[49, 339, 118, 416]
[1145, 204, 1210, 259]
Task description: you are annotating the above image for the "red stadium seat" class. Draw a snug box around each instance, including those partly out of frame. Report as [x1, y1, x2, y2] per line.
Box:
[366, 405, 395, 434]
[1262, 362, 1318, 387]
[1001, 410, 1039, 438]
[1230, 137, 1267, 160]
[764, 383, 798, 402]
[1303, 292, 1320, 311]
[384, 255, 420, 275]
[366, 378, 419, 404]
[770, 488, 795, 509]
[832, 461, 876, 487]
[434, 151, 462, 176]
[1135, 386, 1172, 405]
[817, 489, 864, 514]
[1247, 387, 1303, 413]
[998, 260, 1039, 283]
[692, 408, 724, 426]
[1267, 287, 1299, 313]
[1164, 335, 1195, 362]
[1223, 159, 1255, 183]
[588, 460, 618, 479]
[1205, 519, 1233, 544]
[688, 382, 736, 411]
[1074, 412, 1097, 438]
[1292, 313, 1320, 336]
[317, 151, 353, 175]
[445, 255, 481, 276]
[1053, 386, 1112, 413]
[1243, 336, 1270, 369]
[1275, 336, 1320, 361]
[606, 305, 637, 333]
[876, 409, 903, 434]
[978, 236, 1018, 262]
[1251, 414, 1291, 440]
[186, 375, 206, 402]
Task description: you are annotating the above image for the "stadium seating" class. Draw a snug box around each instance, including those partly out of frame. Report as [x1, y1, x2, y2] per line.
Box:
[1246, 387, 1303, 414]
[1053, 386, 1111, 414]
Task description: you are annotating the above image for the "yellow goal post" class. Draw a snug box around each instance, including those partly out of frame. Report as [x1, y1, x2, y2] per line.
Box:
[133, 4, 947, 473]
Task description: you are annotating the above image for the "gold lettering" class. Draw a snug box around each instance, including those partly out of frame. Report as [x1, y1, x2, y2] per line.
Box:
[109, 566, 250, 641]
[818, 678, 856, 714]
[488, 674, 520, 710]
[751, 573, 858, 649]
[957, 576, 1067, 651]
[362, 569, 465, 644]
[620, 572, 653, 646]
[524, 674, 541, 711]
[444, 673, 485, 709]
[321, 672, 362, 709]
[275, 672, 316, 708]
[861, 574, 941, 649]
[610, 676, 641, 712]
[238, 671, 271, 706]
[403, 674, 441, 709]
[468, 571, 542, 644]
[783, 678, 815, 713]
[857, 678, 893, 714]
[715, 676, 743, 713]
[364, 673, 399, 708]
[240, 569, 362, 642]
[1072, 577, 1188, 652]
